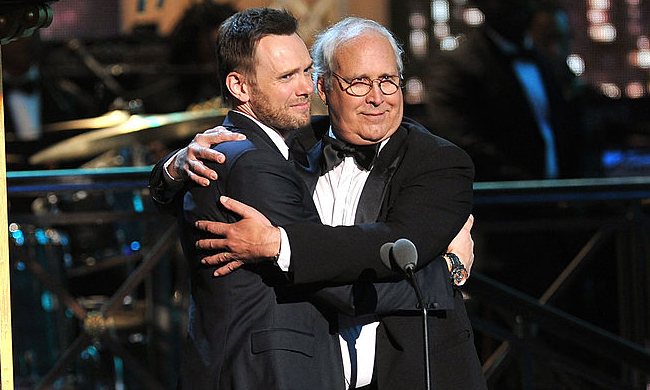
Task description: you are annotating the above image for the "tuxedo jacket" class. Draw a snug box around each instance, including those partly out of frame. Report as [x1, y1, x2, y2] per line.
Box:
[162, 112, 447, 390]
[283, 116, 486, 389]
[427, 28, 573, 181]
[174, 111, 344, 390]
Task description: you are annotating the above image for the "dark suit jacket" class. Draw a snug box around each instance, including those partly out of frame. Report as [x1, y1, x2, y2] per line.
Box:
[174, 112, 346, 390]
[427, 28, 574, 181]
[166, 112, 445, 390]
[284, 116, 486, 389]
[149, 113, 485, 389]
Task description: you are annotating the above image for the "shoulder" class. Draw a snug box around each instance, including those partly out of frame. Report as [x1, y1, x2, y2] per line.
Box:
[207, 132, 284, 175]
[213, 137, 256, 159]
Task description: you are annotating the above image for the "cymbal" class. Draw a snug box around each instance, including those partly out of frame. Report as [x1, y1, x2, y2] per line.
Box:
[30, 109, 227, 165]
[78, 296, 146, 330]
[42, 110, 131, 132]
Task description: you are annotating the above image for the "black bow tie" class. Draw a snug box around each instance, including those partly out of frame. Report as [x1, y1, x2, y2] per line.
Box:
[321, 135, 379, 172]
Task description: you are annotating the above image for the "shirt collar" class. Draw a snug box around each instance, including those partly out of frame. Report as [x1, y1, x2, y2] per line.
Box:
[234, 110, 290, 160]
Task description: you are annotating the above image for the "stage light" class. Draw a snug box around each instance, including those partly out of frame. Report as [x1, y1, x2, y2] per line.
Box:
[433, 21, 450, 38]
[431, 0, 449, 22]
[410, 29, 428, 58]
[625, 82, 644, 98]
[600, 83, 621, 98]
[463, 7, 483, 26]
[637, 49, 650, 68]
[567, 54, 585, 76]
[440, 36, 459, 51]
[589, 23, 617, 42]
[405, 77, 425, 105]
[409, 12, 427, 29]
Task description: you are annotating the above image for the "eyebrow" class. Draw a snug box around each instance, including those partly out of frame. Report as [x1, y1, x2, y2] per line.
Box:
[280, 61, 314, 76]
[347, 73, 399, 80]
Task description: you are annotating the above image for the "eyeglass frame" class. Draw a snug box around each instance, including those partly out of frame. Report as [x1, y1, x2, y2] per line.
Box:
[331, 72, 403, 97]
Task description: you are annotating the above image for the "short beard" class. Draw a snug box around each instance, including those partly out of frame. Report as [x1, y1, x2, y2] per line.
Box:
[250, 85, 310, 135]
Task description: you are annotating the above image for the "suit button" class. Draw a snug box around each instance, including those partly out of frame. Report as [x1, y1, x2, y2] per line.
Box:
[428, 302, 439, 310]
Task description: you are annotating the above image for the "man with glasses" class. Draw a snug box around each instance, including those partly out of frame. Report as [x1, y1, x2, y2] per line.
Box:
[151, 15, 485, 390]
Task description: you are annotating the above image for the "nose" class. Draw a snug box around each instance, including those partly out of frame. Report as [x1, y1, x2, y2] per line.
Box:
[365, 81, 385, 105]
[298, 72, 314, 96]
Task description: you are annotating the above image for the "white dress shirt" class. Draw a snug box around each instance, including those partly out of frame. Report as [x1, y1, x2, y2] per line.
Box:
[313, 129, 388, 388]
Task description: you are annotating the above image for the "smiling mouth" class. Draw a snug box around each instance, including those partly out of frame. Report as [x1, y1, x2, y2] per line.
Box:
[291, 101, 310, 110]
[362, 111, 387, 118]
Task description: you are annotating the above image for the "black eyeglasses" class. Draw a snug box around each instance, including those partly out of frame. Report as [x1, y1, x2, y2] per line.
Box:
[331, 72, 402, 97]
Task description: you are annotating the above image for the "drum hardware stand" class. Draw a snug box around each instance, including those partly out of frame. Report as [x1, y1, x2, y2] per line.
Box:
[11, 224, 177, 390]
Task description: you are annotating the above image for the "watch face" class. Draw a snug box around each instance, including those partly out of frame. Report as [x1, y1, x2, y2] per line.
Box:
[452, 268, 468, 285]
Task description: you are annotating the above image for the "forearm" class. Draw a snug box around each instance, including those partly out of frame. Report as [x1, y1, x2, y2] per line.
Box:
[310, 256, 454, 317]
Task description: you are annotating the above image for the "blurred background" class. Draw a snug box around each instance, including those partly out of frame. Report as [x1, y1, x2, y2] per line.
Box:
[2, 0, 650, 389]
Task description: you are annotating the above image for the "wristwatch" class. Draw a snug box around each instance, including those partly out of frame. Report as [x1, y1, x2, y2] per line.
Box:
[444, 253, 468, 286]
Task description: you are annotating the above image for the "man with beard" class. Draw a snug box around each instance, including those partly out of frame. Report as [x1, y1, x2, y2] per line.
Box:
[152, 14, 483, 390]
[160, 8, 474, 390]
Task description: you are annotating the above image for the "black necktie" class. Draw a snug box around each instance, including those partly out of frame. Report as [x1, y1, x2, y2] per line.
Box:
[321, 135, 379, 172]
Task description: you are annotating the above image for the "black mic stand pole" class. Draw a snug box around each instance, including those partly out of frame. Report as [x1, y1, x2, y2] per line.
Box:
[405, 267, 432, 390]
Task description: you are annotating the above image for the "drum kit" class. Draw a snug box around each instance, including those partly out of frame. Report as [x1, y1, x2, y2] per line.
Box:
[2, 1, 228, 387]
[9, 106, 227, 388]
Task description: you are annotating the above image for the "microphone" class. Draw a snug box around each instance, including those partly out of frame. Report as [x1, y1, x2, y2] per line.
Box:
[380, 238, 418, 273]
[380, 238, 431, 390]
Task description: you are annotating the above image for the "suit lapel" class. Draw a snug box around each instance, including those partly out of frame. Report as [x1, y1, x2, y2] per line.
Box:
[354, 126, 408, 224]
[297, 141, 323, 194]
[288, 116, 329, 194]
[289, 117, 410, 221]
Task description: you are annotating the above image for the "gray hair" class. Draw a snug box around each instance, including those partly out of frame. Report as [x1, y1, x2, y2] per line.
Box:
[311, 17, 404, 89]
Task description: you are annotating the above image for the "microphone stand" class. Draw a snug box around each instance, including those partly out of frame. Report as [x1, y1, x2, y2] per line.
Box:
[405, 266, 431, 390]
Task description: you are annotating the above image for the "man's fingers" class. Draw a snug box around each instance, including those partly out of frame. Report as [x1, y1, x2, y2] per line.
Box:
[197, 128, 246, 144]
[213, 260, 244, 276]
[187, 145, 223, 166]
[219, 196, 267, 222]
[187, 170, 211, 187]
[188, 158, 218, 181]
[199, 251, 244, 274]
[196, 238, 228, 252]
[196, 148, 226, 165]
[200, 250, 231, 265]
[195, 220, 230, 237]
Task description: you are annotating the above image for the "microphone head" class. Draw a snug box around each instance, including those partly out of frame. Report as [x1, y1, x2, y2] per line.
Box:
[392, 238, 418, 271]
[380, 242, 394, 270]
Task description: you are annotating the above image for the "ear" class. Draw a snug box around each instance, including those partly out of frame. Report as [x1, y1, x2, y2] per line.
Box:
[317, 77, 328, 105]
[225, 72, 251, 103]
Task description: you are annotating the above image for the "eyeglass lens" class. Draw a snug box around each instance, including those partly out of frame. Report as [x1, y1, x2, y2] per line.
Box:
[334, 73, 400, 96]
